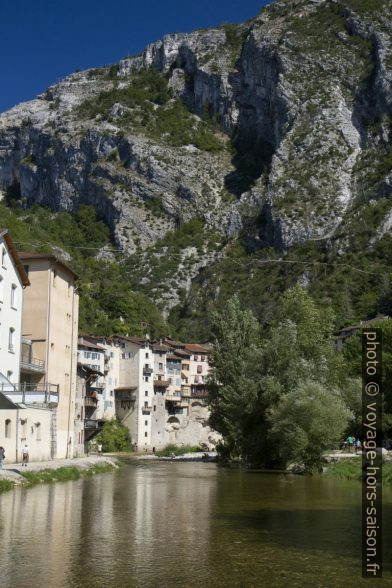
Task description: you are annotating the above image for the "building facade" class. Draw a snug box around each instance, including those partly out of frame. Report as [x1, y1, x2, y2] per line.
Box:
[0, 230, 29, 385]
[18, 253, 79, 459]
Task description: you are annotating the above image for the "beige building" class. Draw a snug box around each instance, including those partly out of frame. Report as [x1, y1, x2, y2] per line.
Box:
[18, 253, 79, 459]
[0, 387, 53, 463]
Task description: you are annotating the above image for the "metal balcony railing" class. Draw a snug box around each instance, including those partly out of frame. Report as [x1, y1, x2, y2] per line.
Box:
[153, 379, 169, 388]
[20, 356, 46, 373]
[1, 383, 59, 405]
[84, 396, 98, 407]
[143, 366, 153, 376]
[116, 390, 136, 402]
[84, 418, 101, 429]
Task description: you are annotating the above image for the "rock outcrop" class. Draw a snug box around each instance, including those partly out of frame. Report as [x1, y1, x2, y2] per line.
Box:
[1, 0, 392, 312]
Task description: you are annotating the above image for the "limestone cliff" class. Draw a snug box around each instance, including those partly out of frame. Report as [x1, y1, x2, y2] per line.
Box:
[1, 0, 392, 320]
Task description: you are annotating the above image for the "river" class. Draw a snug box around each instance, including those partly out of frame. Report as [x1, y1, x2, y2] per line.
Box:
[0, 460, 391, 587]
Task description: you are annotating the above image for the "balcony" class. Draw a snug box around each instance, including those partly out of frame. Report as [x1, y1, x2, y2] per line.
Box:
[165, 393, 182, 403]
[1, 383, 59, 406]
[116, 390, 136, 402]
[20, 338, 46, 374]
[84, 396, 98, 408]
[154, 379, 169, 388]
[84, 418, 100, 430]
[90, 381, 105, 390]
[141, 405, 152, 413]
[181, 385, 191, 397]
[191, 386, 209, 399]
[143, 366, 153, 376]
[20, 356, 46, 374]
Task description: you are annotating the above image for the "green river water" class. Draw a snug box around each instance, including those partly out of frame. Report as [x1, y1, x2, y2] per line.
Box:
[0, 460, 391, 587]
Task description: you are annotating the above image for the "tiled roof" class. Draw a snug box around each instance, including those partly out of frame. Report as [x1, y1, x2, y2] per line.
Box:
[184, 343, 210, 354]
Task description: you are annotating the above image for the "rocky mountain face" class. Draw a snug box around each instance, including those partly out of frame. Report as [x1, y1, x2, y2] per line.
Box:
[1, 0, 392, 327]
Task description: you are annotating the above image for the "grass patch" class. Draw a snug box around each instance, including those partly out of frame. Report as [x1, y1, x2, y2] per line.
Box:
[156, 444, 204, 457]
[20, 463, 116, 486]
[0, 479, 15, 492]
[326, 458, 392, 484]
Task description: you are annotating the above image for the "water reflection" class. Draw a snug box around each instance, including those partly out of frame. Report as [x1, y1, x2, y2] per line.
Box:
[0, 463, 391, 587]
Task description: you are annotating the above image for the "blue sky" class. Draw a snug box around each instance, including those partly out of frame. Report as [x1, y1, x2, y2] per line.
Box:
[0, 0, 269, 113]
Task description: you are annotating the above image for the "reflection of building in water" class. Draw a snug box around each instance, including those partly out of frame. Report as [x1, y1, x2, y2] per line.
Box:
[0, 463, 219, 587]
[131, 464, 215, 577]
[0, 481, 83, 587]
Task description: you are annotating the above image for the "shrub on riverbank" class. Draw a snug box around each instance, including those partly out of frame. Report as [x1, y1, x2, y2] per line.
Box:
[95, 420, 132, 452]
[155, 444, 204, 457]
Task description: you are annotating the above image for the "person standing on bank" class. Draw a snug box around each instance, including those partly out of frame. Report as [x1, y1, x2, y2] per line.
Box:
[0, 446, 5, 469]
[22, 445, 29, 467]
[98, 443, 103, 456]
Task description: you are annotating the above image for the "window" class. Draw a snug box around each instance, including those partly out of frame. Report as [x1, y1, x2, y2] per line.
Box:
[36, 423, 41, 441]
[7, 370, 12, 382]
[5, 419, 11, 438]
[84, 351, 91, 358]
[0, 276, 3, 302]
[201, 355, 206, 362]
[121, 343, 125, 349]
[10, 284, 17, 308]
[144, 401, 148, 407]
[195, 376, 199, 383]
[145, 432, 148, 437]
[159, 363, 163, 370]
[144, 376, 149, 382]
[197, 365, 203, 374]
[146, 352, 149, 358]
[110, 352, 114, 358]
[145, 420, 148, 426]
[122, 353, 126, 359]
[21, 418, 27, 439]
[145, 391, 148, 396]
[183, 364, 189, 371]
[154, 405, 156, 412]
[8, 328, 15, 352]
[1, 247, 6, 268]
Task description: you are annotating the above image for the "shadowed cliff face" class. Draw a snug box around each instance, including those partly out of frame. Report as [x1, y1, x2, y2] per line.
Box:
[0, 0, 392, 313]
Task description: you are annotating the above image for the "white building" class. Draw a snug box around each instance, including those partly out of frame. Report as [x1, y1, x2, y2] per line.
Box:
[0, 229, 29, 385]
[0, 230, 55, 463]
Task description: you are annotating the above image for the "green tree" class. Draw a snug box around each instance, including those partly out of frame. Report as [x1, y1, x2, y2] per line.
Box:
[343, 318, 392, 436]
[268, 380, 351, 472]
[209, 287, 360, 469]
[95, 420, 131, 452]
[208, 294, 262, 458]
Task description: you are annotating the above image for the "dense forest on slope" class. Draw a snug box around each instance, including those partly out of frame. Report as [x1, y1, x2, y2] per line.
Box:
[0, 201, 167, 337]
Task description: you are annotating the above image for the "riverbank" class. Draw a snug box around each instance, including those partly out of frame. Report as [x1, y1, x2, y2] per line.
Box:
[325, 457, 392, 483]
[0, 456, 118, 492]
